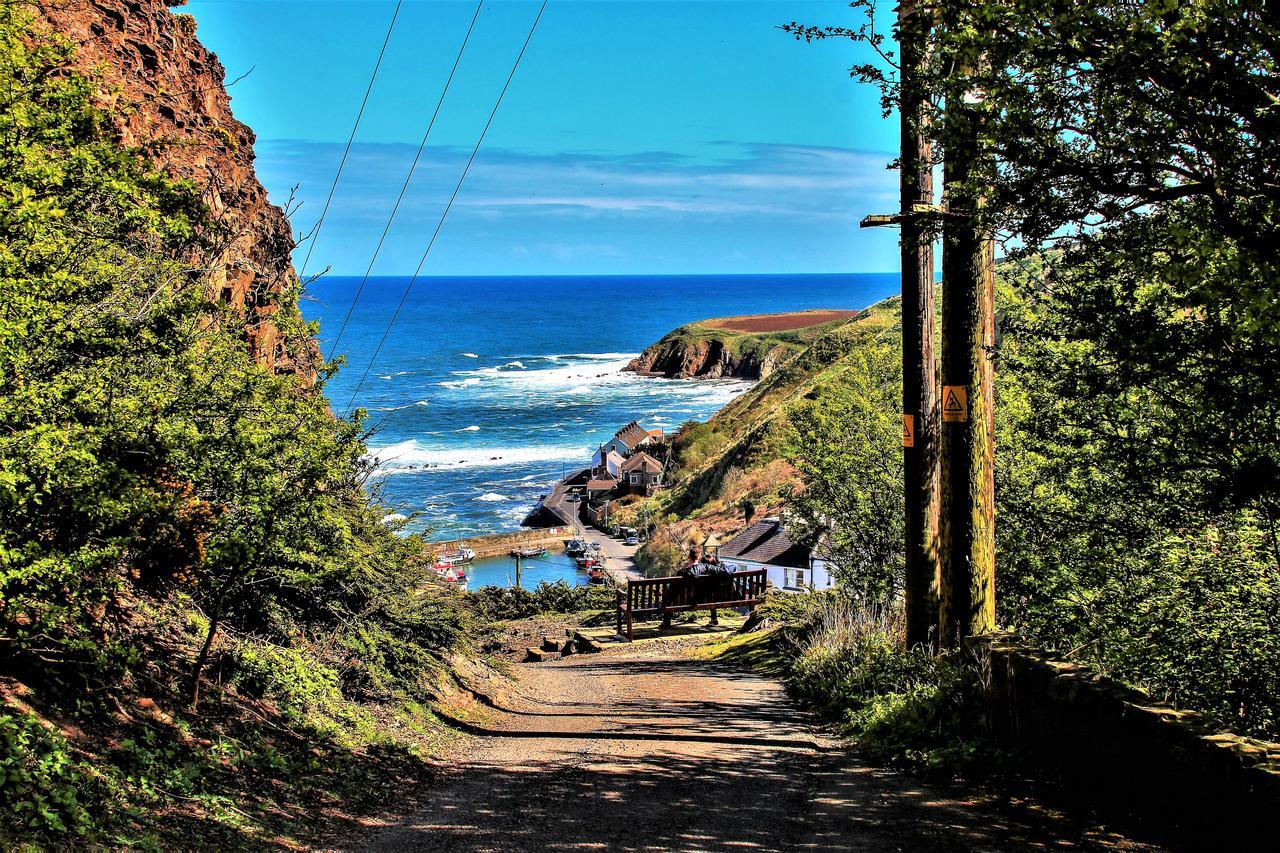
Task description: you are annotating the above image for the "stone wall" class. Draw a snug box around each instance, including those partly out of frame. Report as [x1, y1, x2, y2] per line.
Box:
[973, 635, 1280, 844]
[432, 528, 573, 560]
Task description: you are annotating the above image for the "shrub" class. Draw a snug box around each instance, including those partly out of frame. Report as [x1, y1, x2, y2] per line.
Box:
[232, 642, 345, 722]
[465, 581, 614, 621]
[0, 712, 92, 837]
[739, 596, 991, 772]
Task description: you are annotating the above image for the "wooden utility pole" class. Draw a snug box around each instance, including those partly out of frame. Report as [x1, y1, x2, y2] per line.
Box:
[860, 0, 940, 649]
[897, 0, 940, 650]
[514, 554, 523, 590]
[937, 44, 997, 647]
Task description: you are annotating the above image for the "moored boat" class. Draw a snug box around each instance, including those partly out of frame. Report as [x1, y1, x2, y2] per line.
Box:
[440, 547, 475, 564]
[510, 545, 546, 558]
[565, 539, 587, 556]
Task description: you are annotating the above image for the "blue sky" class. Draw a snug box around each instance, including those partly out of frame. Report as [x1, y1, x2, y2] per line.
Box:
[185, 1, 900, 275]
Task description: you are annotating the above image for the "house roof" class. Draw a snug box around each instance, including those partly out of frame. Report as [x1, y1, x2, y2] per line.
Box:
[718, 518, 810, 569]
[620, 451, 662, 474]
[647, 428, 664, 438]
[613, 421, 651, 450]
[586, 477, 618, 491]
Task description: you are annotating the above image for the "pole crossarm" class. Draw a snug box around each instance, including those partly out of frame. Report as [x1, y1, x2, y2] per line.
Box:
[860, 204, 957, 229]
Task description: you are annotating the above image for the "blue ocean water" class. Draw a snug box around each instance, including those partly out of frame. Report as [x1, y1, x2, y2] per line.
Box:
[303, 274, 897, 566]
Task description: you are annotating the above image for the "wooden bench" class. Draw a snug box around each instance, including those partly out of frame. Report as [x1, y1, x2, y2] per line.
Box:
[615, 569, 767, 641]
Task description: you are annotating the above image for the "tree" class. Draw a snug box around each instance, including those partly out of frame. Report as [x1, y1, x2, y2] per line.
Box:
[786, 341, 904, 607]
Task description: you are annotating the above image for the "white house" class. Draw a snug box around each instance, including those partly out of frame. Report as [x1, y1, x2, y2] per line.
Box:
[600, 421, 654, 457]
[715, 518, 836, 593]
[591, 446, 625, 478]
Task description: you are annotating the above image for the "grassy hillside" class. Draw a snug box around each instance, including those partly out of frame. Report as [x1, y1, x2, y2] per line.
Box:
[617, 298, 902, 571]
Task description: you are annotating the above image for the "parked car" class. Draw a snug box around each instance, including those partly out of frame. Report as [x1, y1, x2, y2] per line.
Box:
[624, 535, 639, 546]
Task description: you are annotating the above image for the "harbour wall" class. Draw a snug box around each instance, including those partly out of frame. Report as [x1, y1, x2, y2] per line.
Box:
[432, 527, 574, 560]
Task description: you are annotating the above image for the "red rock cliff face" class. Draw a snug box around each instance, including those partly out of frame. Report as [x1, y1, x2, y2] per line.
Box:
[39, 0, 306, 371]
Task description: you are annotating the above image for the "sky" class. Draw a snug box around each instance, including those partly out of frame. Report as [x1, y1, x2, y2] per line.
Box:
[184, 0, 901, 276]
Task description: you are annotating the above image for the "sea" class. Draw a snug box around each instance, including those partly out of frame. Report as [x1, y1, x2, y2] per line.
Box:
[304, 273, 897, 586]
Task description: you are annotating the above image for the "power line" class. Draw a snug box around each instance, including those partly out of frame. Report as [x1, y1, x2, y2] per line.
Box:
[325, 0, 486, 362]
[343, 0, 549, 415]
[297, 0, 403, 281]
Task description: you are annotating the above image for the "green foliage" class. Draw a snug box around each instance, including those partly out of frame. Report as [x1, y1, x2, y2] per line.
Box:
[0, 9, 467, 844]
[0, 712, 91, 836]
[232, 642, 346, 721]
[712, 595, 989, 771]
[465, 580, 615, 621]
[785, 339, 903, 605]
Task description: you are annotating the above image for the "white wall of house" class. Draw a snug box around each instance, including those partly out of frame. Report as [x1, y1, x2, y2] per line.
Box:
[807, 556, 837, 591]
[591, 448, 623, 477]
[719, 558, 836, 593]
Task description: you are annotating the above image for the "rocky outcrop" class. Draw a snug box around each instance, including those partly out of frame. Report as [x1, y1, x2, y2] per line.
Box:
[39, 0, 306, 372]
[626, 331, 795, 381]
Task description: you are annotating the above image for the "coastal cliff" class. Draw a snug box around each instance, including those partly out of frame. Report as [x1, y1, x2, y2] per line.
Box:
[39, 0, 305, 371]
[625, 310, 857, 380]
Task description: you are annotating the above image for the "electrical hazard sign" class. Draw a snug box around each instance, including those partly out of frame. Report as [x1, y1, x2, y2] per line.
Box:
[903, 414, 915, 448]
[942, 386, 968, 422]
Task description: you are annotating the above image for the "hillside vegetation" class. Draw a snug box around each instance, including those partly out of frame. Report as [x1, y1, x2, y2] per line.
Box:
[616, 299, 900, 559]
[622, 247, 1280, 742]
[0, 9, 480, 846]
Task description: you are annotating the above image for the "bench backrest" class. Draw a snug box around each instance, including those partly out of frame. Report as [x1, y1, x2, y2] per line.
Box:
[623, 569, 767, 612]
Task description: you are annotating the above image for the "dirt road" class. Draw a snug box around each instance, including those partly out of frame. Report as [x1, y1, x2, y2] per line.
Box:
[345, 643, 1157, 852]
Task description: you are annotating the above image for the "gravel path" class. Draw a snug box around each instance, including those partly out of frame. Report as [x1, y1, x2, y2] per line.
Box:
[344, 644, 1159, 852]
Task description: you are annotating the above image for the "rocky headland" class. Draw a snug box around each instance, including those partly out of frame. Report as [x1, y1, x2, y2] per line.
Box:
[625, 309, 857, 380]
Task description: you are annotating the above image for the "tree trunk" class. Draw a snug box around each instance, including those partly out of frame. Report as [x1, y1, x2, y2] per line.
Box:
[189, 608, 220, 709]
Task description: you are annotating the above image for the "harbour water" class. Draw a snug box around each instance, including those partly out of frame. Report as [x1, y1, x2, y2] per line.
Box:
[304, 273, 897, 584]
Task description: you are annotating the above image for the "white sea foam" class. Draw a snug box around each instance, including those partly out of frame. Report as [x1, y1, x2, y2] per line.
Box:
[457, 425, 481, 432]
[503, 360, 527, 370]
[366, 439, 588, 475]
[415, 400, 429, 407]
[437, 377, 481, 390]
[380, 513, 408, 524]
[563, 385, 593, 395]
[460, 352, 478, 358]
[476, 493, 508, 502]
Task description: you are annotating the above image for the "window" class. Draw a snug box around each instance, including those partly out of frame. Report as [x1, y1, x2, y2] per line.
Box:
[630, 473, 639, 484]
[784, 568, 806, 590]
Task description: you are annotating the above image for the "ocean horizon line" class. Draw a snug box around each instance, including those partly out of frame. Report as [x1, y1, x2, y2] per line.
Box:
[308, 270, 901, 281]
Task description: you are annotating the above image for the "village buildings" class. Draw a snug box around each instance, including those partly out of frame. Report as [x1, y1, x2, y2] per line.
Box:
[711, 517, 836, 593]
[523, 418, 834, 596]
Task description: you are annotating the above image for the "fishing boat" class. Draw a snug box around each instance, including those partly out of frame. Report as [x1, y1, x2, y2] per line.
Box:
[510, 545, 546, 558]
[587, 565, 607, 583]
[576, 555, 598, 569]
[564, 539, 587, 556]
[439, 547, 475, 564]
[432, 559, 468, 588]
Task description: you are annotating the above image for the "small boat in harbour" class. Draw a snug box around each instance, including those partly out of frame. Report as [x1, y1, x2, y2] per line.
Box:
[433, 558, 468, 588]
[510, 545, 546, 558]
[439, 547, 475, 564]
[565, 539, 587, 556]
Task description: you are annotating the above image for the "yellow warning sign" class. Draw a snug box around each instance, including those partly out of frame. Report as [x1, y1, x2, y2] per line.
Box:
[942, 386, 968, 423]
[903, 414, 915, 448]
